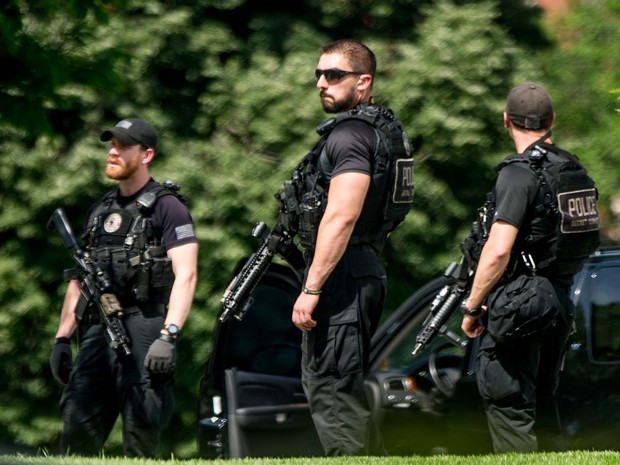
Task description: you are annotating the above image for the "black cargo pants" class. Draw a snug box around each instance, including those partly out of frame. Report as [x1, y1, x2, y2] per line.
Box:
[301, 246, 386, 456]
[59, 306, 174, 457]
[476, 290, 574, 453]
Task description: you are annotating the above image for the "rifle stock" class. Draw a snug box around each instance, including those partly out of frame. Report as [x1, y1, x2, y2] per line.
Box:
[48, 208, 132, 355]
[219, 222, 300, 322]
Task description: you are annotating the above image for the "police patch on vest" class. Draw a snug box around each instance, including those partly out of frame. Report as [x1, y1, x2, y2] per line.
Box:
[558, 188, 599, 233]
[392, 158, 414, 204]
[103, 213, 123, 233]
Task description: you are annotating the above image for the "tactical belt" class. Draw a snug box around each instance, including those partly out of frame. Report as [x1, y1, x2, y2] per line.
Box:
[81, 302, 166, 322]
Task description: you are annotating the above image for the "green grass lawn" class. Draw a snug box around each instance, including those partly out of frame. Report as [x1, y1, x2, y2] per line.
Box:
[1, 451, 619, 465]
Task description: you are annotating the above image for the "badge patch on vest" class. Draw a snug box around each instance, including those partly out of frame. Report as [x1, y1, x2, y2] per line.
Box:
[103, 213, 123, 233]
[392, 158, 415, 204]
[558, 188, 599, 233]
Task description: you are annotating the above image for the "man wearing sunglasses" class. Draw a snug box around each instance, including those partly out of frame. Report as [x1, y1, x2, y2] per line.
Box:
[290, 39, 413, 456]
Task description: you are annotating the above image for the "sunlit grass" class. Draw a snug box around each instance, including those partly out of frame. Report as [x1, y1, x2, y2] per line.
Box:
[1, 451, 619, 465]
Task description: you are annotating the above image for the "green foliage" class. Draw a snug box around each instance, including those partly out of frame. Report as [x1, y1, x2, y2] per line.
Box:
[375, 1, 538, 307]
[3, 0, 616, 459]
[0, 0, 129, 146]
[537, 0, 620, 243]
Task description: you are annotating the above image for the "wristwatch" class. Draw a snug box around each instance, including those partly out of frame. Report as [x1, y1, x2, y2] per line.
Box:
[162, 323, 181, 339]
[460, 300, 482, 317]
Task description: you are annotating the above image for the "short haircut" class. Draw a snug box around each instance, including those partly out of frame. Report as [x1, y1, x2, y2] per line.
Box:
[320, 39, 376, 77]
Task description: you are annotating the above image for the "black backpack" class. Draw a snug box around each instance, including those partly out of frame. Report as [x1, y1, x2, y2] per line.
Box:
[497, 144, 600, 278]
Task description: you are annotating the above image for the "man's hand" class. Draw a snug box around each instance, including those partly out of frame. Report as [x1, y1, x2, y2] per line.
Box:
[144, 337, 176, 374]
[292, 293, 319, 332]
[50, 337, 73, 384]
[461, 314, 486, 338]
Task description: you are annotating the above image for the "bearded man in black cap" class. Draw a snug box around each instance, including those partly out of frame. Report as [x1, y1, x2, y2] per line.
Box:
[49, 118, 198, 457]
[460, 83, 599, 452]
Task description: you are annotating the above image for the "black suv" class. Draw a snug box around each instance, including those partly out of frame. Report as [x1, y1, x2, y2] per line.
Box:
[197, 246, 620, 458]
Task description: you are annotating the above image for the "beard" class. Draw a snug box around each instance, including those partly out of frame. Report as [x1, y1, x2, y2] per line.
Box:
[320, 87, 358, 113]
[105, 153, 141, 180]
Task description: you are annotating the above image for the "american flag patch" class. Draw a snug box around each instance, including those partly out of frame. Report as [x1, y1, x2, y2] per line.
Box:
[175, 224, 195, 240]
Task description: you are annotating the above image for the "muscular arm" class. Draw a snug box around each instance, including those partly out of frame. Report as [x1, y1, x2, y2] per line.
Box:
[165, 242, 198, 329]
[461, 220, 518, 338]
[292, 171, 370, 331]
[54, 279, 81, 338]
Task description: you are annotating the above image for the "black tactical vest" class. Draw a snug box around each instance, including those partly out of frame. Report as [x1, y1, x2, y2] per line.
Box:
[284, 104, 414, 251]
[491, 145, 600, 286]
[84, 181, 181, 304]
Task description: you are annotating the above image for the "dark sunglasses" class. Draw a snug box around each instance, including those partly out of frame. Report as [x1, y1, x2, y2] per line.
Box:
[315, 68, 362, 82]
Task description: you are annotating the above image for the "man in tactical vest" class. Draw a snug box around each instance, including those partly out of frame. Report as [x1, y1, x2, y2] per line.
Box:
[461, 83, 600, 452]
[290, 39, 413, 456]
[49, 118, 198, 457]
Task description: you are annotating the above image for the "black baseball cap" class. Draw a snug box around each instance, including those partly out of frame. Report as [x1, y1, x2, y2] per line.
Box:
[100, 118, 158, 148]
[505, 82, 554, 130]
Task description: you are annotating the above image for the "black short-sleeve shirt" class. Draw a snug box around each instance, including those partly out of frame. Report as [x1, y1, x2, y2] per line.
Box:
[322, 120, 376, 179]
[492, 163, 539, 228]
[86, 179, 197, 251]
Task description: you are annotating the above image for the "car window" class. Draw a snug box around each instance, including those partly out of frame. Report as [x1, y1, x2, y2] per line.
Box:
[588, 263, 620, 363]
[374, 304, 466, 374]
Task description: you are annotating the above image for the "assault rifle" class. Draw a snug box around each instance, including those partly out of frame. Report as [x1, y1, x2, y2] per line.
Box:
[411, 260, 471, 356]
[219, 221, 303, 323]
[412, 204, 490, 357]
[48, 208, 132, 356]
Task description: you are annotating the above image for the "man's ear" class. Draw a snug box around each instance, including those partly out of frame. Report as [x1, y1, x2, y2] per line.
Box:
[503, 112, 511, 129]
[143, 147, 155, 164]
[357, 74, 373, 92]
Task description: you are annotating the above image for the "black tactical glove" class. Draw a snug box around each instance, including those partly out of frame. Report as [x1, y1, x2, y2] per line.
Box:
[50, 337, 73, 385]
[144, 336, 176, 374]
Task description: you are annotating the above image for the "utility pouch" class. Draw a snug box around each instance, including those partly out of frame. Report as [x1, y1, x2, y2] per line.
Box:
[486, 274, 562, 345]
[110, 249, 130, 288]
[298, 190, 325, 249]
[150, 257, 174, 289]
[134, 267, 150, 301]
